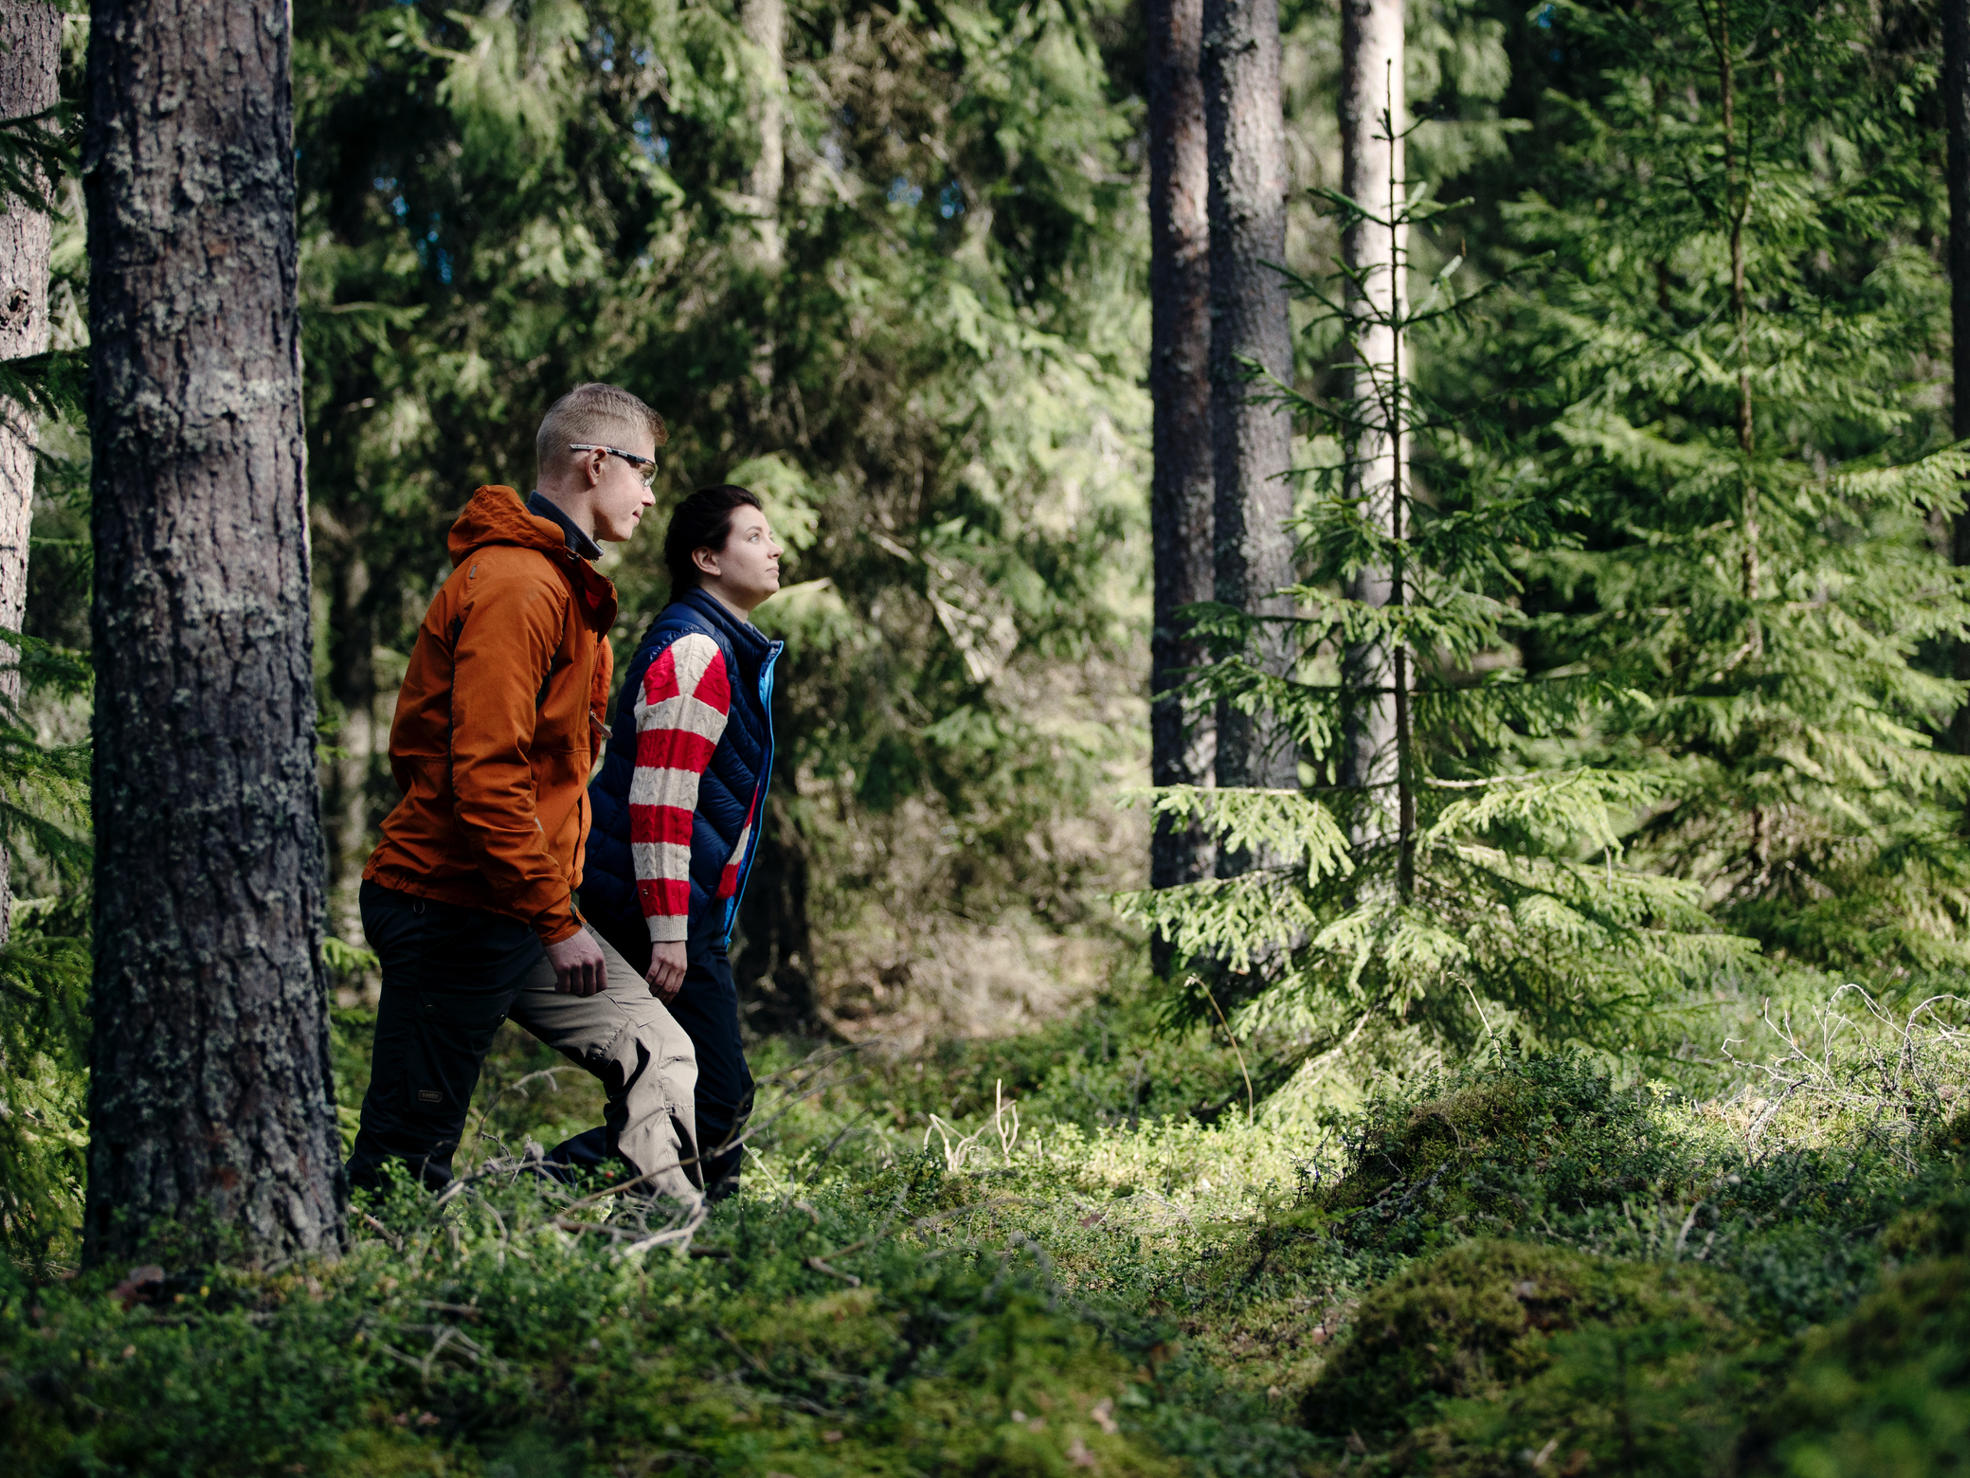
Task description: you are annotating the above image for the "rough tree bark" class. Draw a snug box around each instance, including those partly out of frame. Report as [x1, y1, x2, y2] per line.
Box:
[1202, 0, 1297, 866]
[1148, 0, 1216, 893]
[0, 2, 59, 948]
[1338, 0, 1405, 859]
[1945, 0, 1970, 758]
[83, 0, 343, 1265]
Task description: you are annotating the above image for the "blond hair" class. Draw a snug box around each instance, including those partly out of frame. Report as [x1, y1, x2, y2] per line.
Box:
[535, 383, 668, 480]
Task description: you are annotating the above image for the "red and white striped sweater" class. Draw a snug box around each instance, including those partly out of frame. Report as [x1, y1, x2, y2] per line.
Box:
[626, 633, 757, 943]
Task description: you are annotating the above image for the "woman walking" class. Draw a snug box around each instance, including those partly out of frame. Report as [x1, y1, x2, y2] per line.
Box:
[578, 485, 785, 1199]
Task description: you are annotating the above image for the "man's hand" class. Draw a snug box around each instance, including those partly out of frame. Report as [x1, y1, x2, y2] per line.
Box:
[546, 929, 608, 996]
[646, 939, 687, 1003]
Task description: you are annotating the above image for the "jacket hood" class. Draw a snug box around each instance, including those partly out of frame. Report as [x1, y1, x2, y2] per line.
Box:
[448, 484, 617, 627]
[448, 485, 572, 566]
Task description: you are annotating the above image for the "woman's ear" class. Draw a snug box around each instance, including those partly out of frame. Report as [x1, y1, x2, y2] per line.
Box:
[692, 545, 720, 578]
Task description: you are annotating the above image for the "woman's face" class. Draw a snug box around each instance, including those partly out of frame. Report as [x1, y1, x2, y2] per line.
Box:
[697, 504, 782, 611]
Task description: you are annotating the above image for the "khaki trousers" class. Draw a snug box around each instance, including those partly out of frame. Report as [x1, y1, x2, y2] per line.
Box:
[348, 881, 701, 1201]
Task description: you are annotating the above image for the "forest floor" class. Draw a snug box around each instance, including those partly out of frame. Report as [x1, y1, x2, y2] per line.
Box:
[4, 975, 1969, 1476]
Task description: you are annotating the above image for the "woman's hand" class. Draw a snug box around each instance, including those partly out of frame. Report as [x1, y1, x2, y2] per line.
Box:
[647, 939, 688, 1002]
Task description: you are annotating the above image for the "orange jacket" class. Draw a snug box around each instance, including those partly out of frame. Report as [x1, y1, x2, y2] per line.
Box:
[364, 486, 617, 944]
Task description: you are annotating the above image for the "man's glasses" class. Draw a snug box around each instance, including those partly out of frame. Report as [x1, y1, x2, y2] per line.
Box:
[569, 442, 658, 487]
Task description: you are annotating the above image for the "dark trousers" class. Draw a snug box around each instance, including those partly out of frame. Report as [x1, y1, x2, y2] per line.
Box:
[347, 881, 700, 1196]
[584, 914, 754, 1201]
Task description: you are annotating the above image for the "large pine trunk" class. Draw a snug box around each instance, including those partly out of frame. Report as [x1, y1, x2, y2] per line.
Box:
[1338, 0, 1405, 837]
[82, 0, 343, 1265]
[1148, 0, 1216, 892]
[1202, 0, 1297, 832]
[0, 1, 60, 948]
[1946, 0, 1970, 756]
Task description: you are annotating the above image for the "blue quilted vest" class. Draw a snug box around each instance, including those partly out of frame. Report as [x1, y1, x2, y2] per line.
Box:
[582, 589, 784, 953]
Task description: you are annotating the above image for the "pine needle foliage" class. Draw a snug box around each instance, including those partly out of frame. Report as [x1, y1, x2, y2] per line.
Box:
[0, 88, 82, 433]
[0, 36, 91, 1271]
[0, 637, 91, 1273]
[292, 0, 1151, 968]
[1497, 0, 1970, 973]
[1126, 109, 1750, 1065]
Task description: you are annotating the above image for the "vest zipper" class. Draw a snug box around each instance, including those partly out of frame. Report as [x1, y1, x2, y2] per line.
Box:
[722, 638, 784, 943]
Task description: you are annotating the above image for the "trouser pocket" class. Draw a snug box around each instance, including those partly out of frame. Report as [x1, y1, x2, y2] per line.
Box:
[350, 981, 512, 1189]
[404, 986, 511, 1123]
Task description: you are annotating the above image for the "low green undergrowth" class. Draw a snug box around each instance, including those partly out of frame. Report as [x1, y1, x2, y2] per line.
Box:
[4, 983, 1968, 1475]
[2, 1180, 1189, 1477]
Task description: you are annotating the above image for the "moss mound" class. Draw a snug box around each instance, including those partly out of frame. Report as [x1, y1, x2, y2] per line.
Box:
[1880, 1186, 1970, 1264]
[1315, 1056, 1679, 1260]
[1929, 1103, 1970, 1163]
[1301, 1239, 1730, 1439]
[1741, 1255, 1970, 1477]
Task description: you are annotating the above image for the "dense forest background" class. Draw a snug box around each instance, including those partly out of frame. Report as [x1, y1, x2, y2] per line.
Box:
[23, 0, 1963, 1038]
[5, 0, 1970, 1474]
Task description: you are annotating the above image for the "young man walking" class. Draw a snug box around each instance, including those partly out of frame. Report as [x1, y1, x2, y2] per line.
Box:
[580, 484, 785, 1200]
[348, 383, 702, 1201]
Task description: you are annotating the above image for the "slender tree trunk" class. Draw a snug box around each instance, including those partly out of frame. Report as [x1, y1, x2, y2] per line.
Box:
[729, 0, 815, 1021]
[83, 0, 343, 1265]
[0, 2, 59, 948]
[1945, 0, 1970, 757]
[1702, 0, 1768, 876]
[1338, 0, 1405, 860]
[738, 0, 784, 418]
[739, 0, 785, 273]
[1203, 0, 1297, 867]
[1149, 0, 1216, 894]
[320, 522, 375, 948]
[1713, 2, 1756, 612]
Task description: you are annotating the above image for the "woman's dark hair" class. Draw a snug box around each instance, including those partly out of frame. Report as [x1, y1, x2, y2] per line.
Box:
[664, 484, 762, 592]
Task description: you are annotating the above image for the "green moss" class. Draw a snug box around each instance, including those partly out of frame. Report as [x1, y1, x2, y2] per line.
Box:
[1313, 1057, 1680, 1262]
[1302, 1239, 1731, 1439]
[9, 1029, 1965, 1477]
[1411, 1310, 1775, 1477]
[1928, 1104, 1970, 1164]
[0, 1184, 1187, 1478]
[1741, 1256, 1970, 1478]
[1880, 1187, 1970, 1264]
[854, 1147, 980, 1219]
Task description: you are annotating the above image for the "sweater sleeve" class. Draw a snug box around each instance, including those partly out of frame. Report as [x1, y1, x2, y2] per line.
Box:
[629, 634, 731, 943]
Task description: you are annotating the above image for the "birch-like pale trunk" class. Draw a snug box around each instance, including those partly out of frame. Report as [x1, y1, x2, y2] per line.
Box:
[728, 0, 819, 1024]
[1338, 0, 1406, 870]
[739, 0, 785, 413]
[0, 2, 59, 948]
